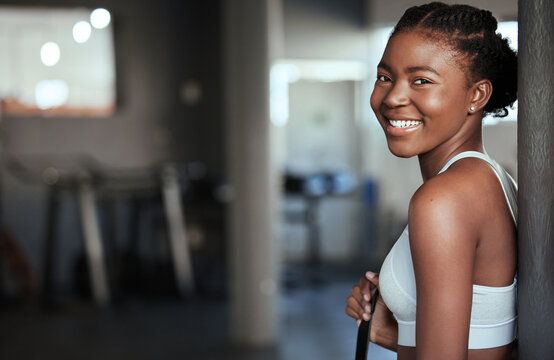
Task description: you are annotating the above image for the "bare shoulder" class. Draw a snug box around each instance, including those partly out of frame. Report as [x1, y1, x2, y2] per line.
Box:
[407, 160, 496, 306]
[410, 158, 498, 232]
[408, 158, 497, 252]
[408, 159, 509, 358]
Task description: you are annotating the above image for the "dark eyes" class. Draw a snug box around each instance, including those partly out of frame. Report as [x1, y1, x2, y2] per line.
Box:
[376, 75, 432, 85]
[413, 78, 431, 85]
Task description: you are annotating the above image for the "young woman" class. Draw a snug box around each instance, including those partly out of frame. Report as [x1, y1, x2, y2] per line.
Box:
[345, 3, 518, 359]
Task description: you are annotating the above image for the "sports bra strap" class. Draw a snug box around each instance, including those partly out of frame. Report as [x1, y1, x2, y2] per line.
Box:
[438, 151, 518, 227]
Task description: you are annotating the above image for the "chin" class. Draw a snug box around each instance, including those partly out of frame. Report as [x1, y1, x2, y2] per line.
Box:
[387, 143, 418, 158]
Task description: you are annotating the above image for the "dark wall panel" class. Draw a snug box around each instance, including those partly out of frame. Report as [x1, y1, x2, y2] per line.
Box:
[518, 0, 554, 358]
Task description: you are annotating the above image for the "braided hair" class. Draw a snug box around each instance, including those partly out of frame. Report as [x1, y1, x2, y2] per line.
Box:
[391, 2, 517, 117]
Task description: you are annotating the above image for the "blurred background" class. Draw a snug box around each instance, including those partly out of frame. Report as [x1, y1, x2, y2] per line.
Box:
[0, 0, 517, 359]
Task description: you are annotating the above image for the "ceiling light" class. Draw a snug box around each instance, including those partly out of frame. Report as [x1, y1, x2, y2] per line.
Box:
[90, 8, 111, 29]
[35, 80, 69, 109]
[40, 42, 60, 66]
[73, 21, 92, 43]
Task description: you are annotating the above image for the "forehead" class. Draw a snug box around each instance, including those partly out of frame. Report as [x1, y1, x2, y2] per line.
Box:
[380, 31, 463, 75]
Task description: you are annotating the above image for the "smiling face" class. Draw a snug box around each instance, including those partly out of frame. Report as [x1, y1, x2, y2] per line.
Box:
[370, 30, 478, 158]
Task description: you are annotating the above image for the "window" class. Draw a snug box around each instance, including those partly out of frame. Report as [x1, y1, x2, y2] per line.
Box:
[0, 6, 116, 117]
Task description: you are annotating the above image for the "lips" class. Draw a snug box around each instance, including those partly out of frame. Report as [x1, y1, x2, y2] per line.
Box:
[385, 117, 423, 136]
[388, 119, 423, 128]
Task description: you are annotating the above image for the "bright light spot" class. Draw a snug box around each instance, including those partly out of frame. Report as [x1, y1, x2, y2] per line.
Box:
[285, 64, 301, 83]
[73, 21, 92, 43]
[40, 42, 60, 66]
[275, 59, 368, 83]
[34, 80, 69, 109]
[498, 21, 518, 50]
[90, 8, 111, 29]
[270, 65, 290, 127]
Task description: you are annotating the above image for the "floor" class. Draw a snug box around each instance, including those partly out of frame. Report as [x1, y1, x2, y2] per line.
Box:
[0, 265, 396, 360]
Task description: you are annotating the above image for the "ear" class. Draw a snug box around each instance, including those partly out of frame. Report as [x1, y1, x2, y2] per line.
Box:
[468, 79, 492, 115]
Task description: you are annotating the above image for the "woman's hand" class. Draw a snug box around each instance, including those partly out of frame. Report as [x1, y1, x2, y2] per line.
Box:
[346, 271, 379, 325]
[346, 271, 398, 350]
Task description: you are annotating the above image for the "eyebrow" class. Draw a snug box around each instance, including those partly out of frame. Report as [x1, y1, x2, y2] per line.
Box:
[377, 62, 440, 76]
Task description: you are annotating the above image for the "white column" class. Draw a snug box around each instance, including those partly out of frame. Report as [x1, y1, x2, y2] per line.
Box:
[223, 0, 283, 345]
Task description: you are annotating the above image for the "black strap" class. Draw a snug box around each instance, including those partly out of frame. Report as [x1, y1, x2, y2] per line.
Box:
[354, 289, 379, 360]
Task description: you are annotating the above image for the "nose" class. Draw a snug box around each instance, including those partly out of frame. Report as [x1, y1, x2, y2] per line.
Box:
[382, 82, 410, 108]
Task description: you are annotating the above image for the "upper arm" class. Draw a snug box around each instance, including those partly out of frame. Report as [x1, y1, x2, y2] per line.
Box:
[409, 179, 477, 359]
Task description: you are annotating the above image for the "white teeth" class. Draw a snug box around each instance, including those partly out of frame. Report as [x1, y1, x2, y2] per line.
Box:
[389, 120, 422, 128]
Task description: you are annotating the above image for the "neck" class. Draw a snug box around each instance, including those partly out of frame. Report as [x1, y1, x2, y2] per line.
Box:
[418, 129, 484, 182]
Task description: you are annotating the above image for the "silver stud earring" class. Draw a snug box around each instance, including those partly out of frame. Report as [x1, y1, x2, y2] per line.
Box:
[470, 106, 475, 112]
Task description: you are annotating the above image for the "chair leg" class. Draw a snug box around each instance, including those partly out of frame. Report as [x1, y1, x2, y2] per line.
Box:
[161, 166, 194, 297]
[41, 186, 59, 309]
[78, 180, 110, 306]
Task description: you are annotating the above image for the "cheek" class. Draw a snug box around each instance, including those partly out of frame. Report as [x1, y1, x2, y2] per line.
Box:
[422, 97, 446, 115]
[370, 87, 382, 115]
[417, 89, 464, 119]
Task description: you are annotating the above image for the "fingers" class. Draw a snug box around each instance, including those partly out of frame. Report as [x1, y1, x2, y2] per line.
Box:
[347, 286, 364, 313]
[345, 296, 362, 319]
[365, 271, 380, 297]
[346, 294, 371, 322]
[346, 271, 382, 324]
[366, 271, 379, 283]
[359, 271, 379, 301]
[346, 285, 372, 322]
[359, 277, 371, 301]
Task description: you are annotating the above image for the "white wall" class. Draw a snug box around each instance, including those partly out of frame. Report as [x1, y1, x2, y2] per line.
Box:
[279, 2, 373, 263]
[283, 80, 359, 262]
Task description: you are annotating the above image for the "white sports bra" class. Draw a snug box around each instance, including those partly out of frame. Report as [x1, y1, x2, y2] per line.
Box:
[378, 151, 518, 349]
